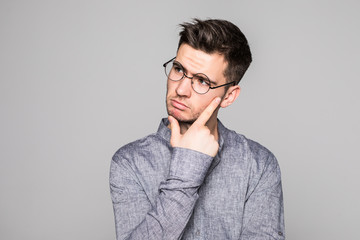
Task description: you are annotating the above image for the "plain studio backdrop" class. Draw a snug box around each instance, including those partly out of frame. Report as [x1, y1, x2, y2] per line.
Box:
[1, 0, 359, 239]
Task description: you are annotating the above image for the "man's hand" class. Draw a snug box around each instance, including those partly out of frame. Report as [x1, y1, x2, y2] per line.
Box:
[168, 97, 221, 157]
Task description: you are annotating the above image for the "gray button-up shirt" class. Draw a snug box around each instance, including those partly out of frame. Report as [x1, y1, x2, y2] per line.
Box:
[110, 118, 285, 239]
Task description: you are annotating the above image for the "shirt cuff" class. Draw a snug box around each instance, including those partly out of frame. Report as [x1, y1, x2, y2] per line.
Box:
[169, 147, 213, 185]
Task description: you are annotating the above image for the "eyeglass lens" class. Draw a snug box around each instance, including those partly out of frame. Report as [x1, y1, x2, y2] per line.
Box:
[165, 61, 211, 94]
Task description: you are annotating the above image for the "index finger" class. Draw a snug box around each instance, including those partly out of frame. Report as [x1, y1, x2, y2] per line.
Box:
[194, 97, 221, 126]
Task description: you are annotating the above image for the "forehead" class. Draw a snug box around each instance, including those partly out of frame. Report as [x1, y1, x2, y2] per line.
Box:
[176, 44, 227, 82]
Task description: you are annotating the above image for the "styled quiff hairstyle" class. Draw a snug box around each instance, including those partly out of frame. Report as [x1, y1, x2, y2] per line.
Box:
[178, 19, 252, 84]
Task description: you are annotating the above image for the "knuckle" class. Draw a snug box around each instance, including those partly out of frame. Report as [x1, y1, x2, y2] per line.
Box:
[204, 128, 210, 134]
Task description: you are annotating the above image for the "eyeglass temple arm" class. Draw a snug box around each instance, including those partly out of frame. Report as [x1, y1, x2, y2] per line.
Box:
[209, 81, 236, 89]
[163, 57, 176, 67]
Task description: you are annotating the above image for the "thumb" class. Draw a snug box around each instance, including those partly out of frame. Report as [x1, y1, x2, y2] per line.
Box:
[168, 115, 180, 147]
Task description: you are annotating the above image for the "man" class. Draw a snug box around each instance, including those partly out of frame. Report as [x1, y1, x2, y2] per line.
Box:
[110, 19, 285, 239]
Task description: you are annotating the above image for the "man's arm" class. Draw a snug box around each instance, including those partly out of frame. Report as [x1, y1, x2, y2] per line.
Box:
[110, 97, 221, 240]
[110, 147, 213, 240]
[240, 153, 285, 240]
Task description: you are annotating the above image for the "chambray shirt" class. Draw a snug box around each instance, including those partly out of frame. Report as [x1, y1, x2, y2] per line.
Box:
[110, 118, 285, 240]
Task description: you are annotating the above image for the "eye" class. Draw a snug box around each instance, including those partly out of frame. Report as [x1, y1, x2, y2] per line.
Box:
[196, 76, 210, 86]
[173, 64, 184, 74]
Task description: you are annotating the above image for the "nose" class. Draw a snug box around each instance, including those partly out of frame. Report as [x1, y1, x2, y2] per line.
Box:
[175, 75, 192, 97]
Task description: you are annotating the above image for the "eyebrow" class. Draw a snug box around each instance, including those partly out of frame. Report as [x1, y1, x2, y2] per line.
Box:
[173, 60, 218, 86]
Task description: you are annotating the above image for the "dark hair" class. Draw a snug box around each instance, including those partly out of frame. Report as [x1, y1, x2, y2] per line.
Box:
[178, 18, 252, 84]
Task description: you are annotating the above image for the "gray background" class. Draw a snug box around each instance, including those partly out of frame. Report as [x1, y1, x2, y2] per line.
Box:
[1, 0, 359, 239]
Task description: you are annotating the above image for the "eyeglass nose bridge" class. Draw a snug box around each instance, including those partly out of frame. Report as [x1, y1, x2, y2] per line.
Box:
[182, 72, 195, 82]
[176, 72, 197, 89]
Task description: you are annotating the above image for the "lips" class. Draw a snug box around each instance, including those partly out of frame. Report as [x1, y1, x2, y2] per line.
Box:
[171, 99, 189, 110]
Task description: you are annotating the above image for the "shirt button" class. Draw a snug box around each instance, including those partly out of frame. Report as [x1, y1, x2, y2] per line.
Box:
[195, 230, 200, 236]
[278, 231, 283, 236]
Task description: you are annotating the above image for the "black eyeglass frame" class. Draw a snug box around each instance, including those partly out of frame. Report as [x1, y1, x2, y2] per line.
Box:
[163, 57, 236, 94]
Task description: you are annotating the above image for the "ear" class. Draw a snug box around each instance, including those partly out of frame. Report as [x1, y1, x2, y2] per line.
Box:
[220, 85, 241, 108]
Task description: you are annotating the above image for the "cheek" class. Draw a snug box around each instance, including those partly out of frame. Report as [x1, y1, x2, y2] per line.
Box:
[191, 96, 212, 113]
[166, 81, 176, 95]
[194, 92, 220, 112]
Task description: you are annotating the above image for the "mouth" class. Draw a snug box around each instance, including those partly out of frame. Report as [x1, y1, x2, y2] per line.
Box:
[170, 99, 189, 111]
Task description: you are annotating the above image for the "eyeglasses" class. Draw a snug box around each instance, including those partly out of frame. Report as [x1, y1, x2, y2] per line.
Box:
[163, 57, 235, 94]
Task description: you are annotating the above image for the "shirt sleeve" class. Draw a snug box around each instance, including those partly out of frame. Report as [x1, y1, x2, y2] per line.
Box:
[240, 153, 285, 240]
[110, 147, 213, 240]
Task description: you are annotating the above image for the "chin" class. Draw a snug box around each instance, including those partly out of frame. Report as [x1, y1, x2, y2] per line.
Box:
[176, 116, 195, 125]
[167, 108, 196, 124]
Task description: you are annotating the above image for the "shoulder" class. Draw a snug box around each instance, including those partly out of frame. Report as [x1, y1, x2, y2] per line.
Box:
[221, 127, 282, 196]
[112, 133, 168, 164]
[110, 131, 172, 189]
[222, 126, 274, 157]
[221, 125, 279, 171]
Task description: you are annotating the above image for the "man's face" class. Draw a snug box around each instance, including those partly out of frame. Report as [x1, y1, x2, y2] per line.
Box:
[166, 44, 228, 124]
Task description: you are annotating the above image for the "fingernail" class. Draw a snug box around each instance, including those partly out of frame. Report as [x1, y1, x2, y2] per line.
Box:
[215, 97, 221, 103]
